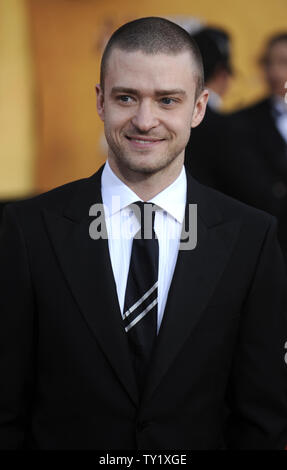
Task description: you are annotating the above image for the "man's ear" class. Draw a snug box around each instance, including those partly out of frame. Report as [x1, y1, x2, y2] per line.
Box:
[191, 89, 209, 128]
[96, 84, 105, 122]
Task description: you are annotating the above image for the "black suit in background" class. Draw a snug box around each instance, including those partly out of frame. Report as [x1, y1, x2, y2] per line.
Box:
[184, 105, 229, 192]
[0, 166, 287, 450]
[223, 97, 287, 262]
[185, 97, 287, 265]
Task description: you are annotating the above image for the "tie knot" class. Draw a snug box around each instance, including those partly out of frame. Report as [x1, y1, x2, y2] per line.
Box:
[131, 201, 156, 239]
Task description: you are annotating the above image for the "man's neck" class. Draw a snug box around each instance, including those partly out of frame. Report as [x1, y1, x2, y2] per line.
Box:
[108, 157, 184, 201]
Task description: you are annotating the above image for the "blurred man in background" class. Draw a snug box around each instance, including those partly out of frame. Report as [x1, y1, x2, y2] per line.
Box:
[186, 30, 287, 266]
[184, 27, 233, 188]
[222, 33, 287, 264]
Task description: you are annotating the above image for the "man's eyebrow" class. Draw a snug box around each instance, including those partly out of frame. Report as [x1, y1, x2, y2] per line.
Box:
[111, 87, 139, 95]
[111, 87, 186, 97]
[155, 89, 186, 97]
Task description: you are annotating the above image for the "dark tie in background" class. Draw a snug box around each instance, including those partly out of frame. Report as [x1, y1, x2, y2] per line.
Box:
[123, 201, 159, 394]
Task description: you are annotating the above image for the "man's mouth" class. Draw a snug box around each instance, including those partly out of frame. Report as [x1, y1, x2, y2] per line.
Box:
[129, 138, 157, 144]
[125, 135, 165, 147]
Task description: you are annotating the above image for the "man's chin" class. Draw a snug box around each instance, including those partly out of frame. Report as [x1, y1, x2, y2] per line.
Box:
[124, 157, 172, 175]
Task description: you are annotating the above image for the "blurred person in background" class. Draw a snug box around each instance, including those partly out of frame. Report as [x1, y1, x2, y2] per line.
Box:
[222, 33, 287, 264]
[184, 27, 233, 188]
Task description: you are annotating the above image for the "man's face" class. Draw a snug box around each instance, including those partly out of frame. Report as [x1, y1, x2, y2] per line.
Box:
[96, 48, 207, 180]
[263, 40, 287, 97]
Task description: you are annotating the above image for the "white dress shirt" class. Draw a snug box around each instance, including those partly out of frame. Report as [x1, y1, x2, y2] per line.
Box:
[101, 161, 187, 333]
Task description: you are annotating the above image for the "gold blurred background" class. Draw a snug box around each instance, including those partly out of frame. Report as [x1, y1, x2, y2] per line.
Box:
[1, 0, 287, 198]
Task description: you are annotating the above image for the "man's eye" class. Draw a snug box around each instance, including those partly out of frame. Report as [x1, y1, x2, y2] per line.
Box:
[161, 97, 175, 105]
[118, 95, 133, 103]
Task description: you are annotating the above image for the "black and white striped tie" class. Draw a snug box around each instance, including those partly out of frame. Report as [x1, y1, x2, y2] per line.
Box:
[123, 201, 159, 393]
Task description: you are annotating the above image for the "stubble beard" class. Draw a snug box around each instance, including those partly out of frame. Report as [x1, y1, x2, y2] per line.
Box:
[105, 130, 186, 177]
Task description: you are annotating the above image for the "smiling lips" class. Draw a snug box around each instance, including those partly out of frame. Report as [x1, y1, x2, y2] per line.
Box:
[125, 135, 165, 148]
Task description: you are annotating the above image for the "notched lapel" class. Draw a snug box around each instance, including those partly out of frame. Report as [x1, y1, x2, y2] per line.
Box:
[43, 189, 139, 406]
[141, 178, 241, 405]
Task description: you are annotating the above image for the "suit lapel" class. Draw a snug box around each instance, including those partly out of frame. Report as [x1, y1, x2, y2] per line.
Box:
[141, 173, 240, 405]
[43, 167, 139, 406]
[42, 165, 240, 407]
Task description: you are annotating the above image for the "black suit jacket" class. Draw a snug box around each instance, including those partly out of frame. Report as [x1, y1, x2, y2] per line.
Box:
[0, 166, 287, 450]
[186, 98, 287, 264]
[225, 98, 287, 259]
[184, 105, 229, 190]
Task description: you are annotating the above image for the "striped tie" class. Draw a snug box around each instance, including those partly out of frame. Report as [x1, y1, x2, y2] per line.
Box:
[123, 201, 159, 393]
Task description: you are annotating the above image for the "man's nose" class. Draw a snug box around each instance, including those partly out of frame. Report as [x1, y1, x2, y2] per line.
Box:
[131, 101, 159, 132]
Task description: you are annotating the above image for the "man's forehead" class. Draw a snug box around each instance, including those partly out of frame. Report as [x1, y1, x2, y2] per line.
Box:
[105, 48, 196, 89]
[107, 47, 194, 71]
[111, 86, 187, 97]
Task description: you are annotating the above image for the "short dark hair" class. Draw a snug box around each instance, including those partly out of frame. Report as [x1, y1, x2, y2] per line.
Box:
[260, 32, 287, 65]
[100, 17, 204, 99]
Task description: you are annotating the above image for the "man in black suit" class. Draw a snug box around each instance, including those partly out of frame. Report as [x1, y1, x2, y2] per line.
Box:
[184, 27, 233, 189]
[221, 33, 287, 263]
[0, 17, 286, 450]
[189, 32, 287, 265]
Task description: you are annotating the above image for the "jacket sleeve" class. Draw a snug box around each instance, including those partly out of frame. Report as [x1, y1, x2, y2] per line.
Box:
[224, 217, 287, 449]
[0, 204, 35, 449]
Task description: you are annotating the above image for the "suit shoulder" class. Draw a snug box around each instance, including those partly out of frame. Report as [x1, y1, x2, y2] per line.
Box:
[5, 175, 94, 216]
[197, 180, 276, 229]
[230, 97, 270, 120]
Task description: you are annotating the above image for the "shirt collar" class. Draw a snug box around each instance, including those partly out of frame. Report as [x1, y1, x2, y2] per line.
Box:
[101, 160, 186, 223]
[149, 167, 186, 223]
